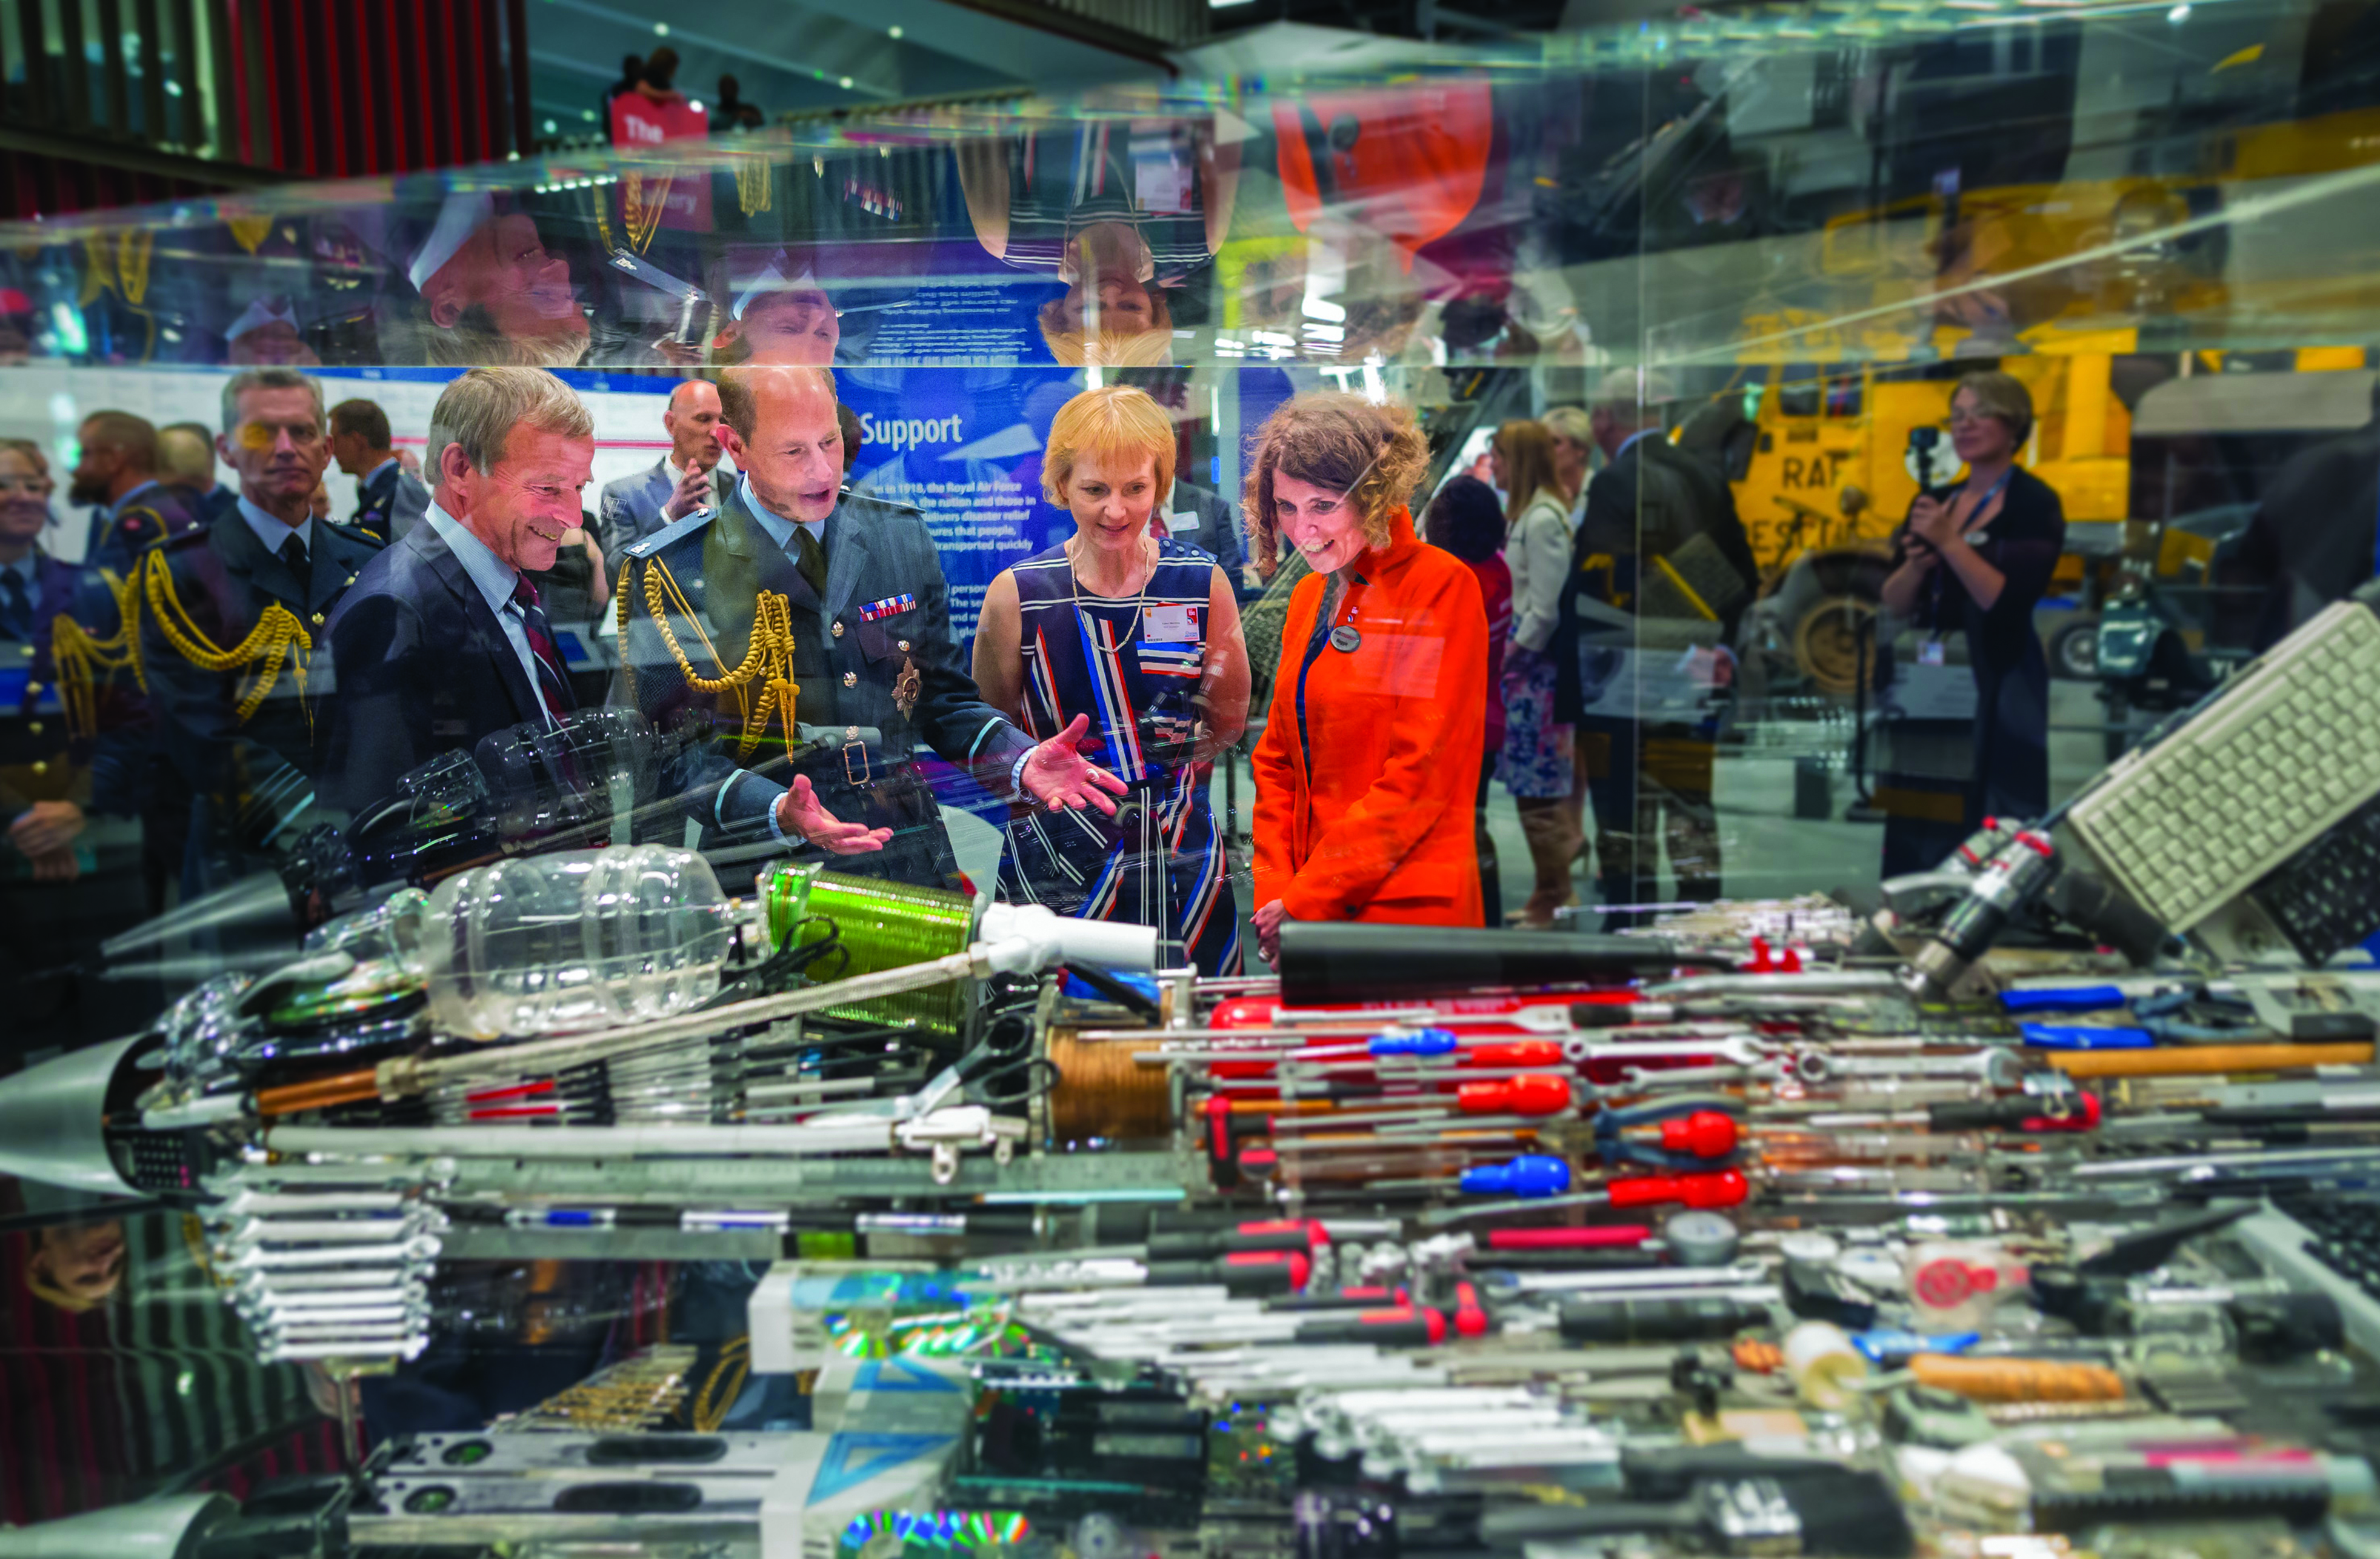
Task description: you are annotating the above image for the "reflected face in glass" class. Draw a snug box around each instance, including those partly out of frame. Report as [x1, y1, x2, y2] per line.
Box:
[427, 213, 588, 347]
[219, 386, 331, 508]
[1064, 450, 1159, 558]
[719, 371, 841, 524]
[1055, 222, 1155, 335]
[228, 321, 321, 367]
[1487, 442, 1507, 490]
[0, 450, 52, 546]
[737, 289, 839, 366]
[1947, 390, 2018, 467]
[446, 423, 596, 572]
[1275, 473, 1365, 575]
[664, 380, 725, 469]
[30, 1220, 125, 1307]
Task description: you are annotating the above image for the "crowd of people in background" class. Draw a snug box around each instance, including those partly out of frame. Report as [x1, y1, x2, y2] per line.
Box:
[0, 358, 1794, 966]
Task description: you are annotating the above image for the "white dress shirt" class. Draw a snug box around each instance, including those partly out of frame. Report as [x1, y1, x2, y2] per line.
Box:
[425, 503, 552, 727]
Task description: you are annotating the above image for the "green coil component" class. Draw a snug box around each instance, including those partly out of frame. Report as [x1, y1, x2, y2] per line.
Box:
[762, 862, 976, 1037]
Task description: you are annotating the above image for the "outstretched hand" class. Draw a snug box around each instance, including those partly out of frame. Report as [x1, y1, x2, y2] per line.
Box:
[776, 774, 892, 855]
[1021, 713, 1129, 815]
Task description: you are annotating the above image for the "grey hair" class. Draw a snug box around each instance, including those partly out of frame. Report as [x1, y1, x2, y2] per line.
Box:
[221, 368, 325, 438]
[425, 367, 594, 477]
[1588, 367, 1678, 418]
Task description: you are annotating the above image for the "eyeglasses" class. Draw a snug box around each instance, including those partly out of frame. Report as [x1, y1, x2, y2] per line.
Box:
[1945, 407, 2000, 427]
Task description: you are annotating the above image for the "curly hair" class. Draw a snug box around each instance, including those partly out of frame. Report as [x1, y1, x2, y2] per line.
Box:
[1242, 394, 1430, 580]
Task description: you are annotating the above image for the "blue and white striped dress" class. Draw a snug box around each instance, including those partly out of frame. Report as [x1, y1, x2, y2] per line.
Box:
[998, 536, 1242, 975]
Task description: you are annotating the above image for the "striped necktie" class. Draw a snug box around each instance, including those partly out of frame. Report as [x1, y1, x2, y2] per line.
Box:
[509, 574, 573, 723]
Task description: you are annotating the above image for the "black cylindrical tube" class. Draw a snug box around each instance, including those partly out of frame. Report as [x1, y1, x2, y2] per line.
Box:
[1277, 923, 1690, 1006]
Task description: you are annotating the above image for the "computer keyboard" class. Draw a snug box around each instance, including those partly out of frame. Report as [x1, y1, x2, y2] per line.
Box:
[2233, 1201, 2380, 1361]
[2250, 792, 2380, 966]
[2065, 601, 2380, 936]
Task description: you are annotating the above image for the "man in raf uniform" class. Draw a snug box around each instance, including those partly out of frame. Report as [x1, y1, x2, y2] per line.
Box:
[613, 364, 1123, 889]
[331, 398, 433, 544]
[137, 368, 383, 893]
[70, 411, 206, 576]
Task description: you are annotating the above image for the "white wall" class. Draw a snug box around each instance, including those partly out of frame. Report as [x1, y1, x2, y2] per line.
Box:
[0, 365, 679, 562]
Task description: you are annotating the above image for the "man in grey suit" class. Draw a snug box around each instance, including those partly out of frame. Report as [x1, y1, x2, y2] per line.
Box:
[596, 378, 735, 568]
[612, 364, 1122, 890]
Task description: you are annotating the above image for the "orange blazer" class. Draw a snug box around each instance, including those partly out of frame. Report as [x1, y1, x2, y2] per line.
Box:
[1253, 507, 1488, 927]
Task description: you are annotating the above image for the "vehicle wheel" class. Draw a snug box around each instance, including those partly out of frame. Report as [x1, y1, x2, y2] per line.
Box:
[2050, 618, 2100, 681]
[1793, 594, 1879, 701]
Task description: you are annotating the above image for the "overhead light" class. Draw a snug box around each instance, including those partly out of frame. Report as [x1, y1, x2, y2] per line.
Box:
[542, 118, 556, 132]
[888, 24, 902, 36]
[2167, 3, 2190, 18]
[653, 20, 668, 34]
[689, 99, 703, 112]
[1211, 0, 1257, 7]
[839, 76, 853, 88]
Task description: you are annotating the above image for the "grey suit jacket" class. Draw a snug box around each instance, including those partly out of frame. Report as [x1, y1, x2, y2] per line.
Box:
[598, 458, 734, 572]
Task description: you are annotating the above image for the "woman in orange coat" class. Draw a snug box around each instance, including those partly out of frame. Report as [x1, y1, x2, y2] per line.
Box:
[1248, 395, 1489, 963]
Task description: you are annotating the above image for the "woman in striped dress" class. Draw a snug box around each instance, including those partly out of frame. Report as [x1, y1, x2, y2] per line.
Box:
[973, 386, 1252, 973]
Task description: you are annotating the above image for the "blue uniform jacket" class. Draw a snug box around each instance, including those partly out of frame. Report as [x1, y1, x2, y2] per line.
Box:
[1, 549, 141, 824]
[353, 461, 433, 546]
[135, 507, 384, 861]
[612, 482, 1033, 875]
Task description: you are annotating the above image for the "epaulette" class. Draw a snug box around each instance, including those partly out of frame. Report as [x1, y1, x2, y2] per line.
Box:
[112, 503, 176, 548]
[839, 485, 925, 519]
[625, 506, 716, 561]
[150, 519, 211, 553]
[322, 518, 385, 546]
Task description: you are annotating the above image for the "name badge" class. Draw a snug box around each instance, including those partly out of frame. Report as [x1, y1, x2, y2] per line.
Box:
[1144, 603, 1198, 643]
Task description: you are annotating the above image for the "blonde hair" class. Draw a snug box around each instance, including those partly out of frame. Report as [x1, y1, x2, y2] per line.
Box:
[1038, 292, 1176, 367]
[1242, 394, 1430, 580]
[426, 367, 593, 477]
[1542, 406, 1593, 450]
[1493, 419, 1564, 524]
[1043, 385, 1176, 506]
[1954, 370, 2034, 447]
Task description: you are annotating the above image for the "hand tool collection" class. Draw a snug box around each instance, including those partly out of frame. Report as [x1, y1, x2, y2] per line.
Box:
[15, 597, 2380, 1555]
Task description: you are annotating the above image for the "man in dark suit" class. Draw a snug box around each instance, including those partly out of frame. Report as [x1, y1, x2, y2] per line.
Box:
[324, 369, 596, 813]
[1553, 370, 1759, 923]
[68, 411, 205, 575]
[613, 364, 1122, 889]
[136, 369, 382, 893]
[1161, 476, 1252, 595]
[330, 398, 432, 544]
[596, 378, 734, 568]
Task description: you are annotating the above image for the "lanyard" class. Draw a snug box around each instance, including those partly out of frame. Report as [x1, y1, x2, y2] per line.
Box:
[1924, 469, 2013, 633]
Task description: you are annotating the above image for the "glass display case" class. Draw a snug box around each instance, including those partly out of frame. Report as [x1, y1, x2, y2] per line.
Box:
[7, 1, 2380, 1551]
